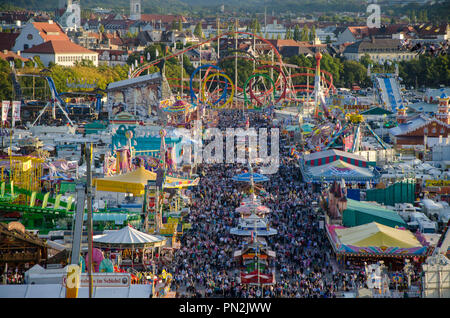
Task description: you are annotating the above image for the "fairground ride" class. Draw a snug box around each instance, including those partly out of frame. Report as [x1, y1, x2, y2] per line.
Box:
[130, 31, 336, 115]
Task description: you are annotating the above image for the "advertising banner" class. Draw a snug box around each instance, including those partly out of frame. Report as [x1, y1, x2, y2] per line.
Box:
[1, 101, 10, 123]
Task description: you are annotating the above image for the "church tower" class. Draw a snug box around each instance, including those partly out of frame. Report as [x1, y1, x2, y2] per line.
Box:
[435, 93, 450, 125]
[130, 0, 141, 21]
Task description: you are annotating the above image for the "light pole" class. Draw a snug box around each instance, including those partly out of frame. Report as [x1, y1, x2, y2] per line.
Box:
[85, 143, 94, 298]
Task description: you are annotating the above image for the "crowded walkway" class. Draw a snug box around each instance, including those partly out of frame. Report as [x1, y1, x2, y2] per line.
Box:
[166, 110, 369, 298]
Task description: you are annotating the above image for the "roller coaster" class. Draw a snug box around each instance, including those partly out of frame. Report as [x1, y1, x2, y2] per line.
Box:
[131, 31, 336, 111]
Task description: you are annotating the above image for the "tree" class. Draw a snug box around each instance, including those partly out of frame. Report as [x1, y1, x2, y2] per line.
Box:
[293, 25, 301, 41]
[342, 60, 370, 88]
[178, 19, 183, 31]
[309, 25, 316, 42]
[13, 58, 23, 69]
[0, 59, 12, 100]
[194, 22, 203, 39]
[255, 19, 261, 34]
[360, 54, 373, 68]
[285, 27, 291, 40]
[325, 35, 331, 44]
[300, 25, 309, 41]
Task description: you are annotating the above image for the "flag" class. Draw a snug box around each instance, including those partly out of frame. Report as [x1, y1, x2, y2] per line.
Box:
[1, 101, 10, 123]
[12, 101, 20, 127]
[140, 55, 144, 64]
[245, 117, 249, 129]
[290, 147, 295, 156]
[251, 231, 254, 242]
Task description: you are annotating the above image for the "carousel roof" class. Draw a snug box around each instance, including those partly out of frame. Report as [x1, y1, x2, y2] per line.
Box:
[162, 99, 195, 113]
[93, 225, 166, 247]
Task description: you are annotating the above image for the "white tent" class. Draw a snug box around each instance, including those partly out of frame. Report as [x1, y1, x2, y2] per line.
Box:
[93, 225, 166, 248]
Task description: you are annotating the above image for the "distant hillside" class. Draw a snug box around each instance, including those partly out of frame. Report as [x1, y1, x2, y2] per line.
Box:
[0, 0, 367, 14]
[0, 0, 447, 21]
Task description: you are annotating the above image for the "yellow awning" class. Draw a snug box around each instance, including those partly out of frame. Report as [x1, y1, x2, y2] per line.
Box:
[94, 166, 198, 195]
[335, 222, 421, 248]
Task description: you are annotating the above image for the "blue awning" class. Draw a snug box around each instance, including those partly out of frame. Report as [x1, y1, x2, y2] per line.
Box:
[232, 172, 269, 183]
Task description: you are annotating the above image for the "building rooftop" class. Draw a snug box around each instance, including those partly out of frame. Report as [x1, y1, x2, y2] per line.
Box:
[22, 40, 98, 55]
[32, 21, 69, 42]
[0, 32, 19, 51]
[344, 38, 404, 54]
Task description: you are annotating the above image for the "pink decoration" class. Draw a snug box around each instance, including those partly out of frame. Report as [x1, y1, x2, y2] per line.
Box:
[85, 248, 104, 272]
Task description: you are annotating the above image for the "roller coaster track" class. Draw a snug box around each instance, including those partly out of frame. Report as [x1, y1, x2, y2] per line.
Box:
[131, 32, 335, 104]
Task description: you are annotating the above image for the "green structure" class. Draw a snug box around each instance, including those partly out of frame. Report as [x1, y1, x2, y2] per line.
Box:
[84, 120, 109, 134]
[343, 199, 407, 228]
[1, 184, 140, 234]
[59, 182, 76, 194]
[365, 180, 416, 206]
[361, 107, 393, 116]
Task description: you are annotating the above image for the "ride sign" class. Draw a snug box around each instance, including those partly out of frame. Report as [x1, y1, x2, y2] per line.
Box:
[63, 273, 131, 288]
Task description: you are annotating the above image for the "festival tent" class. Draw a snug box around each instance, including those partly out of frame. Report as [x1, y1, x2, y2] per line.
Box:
[326, 222, 427, 257]
[336, 222, 421, 248]
[300, 149, 379, 183]
[93, 225, 166, 249]
[305, 160, 376, 182]
[232, 172, 269, 183]
[342, 199, 407, 228]
[93, 166, 199, 195]
[94, 167, 157, 195]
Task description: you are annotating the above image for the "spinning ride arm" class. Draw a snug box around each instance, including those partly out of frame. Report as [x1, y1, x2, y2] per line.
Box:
[363, 122, 389, 150]
[323, 123, 349, 151]
[350, 124, 361, 153]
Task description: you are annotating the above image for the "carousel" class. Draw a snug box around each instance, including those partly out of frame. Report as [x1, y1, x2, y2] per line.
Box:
[160, 98, 197, 128]
[93, 224, 166, 270]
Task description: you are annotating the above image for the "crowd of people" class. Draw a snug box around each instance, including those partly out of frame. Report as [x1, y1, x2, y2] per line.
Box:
[1, 269, 25, 285]
[163, 110, 372, 298]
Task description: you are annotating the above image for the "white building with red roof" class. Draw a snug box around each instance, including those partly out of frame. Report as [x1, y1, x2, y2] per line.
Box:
[21, 40, 98, 67]
[12, 20, 70, 52]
